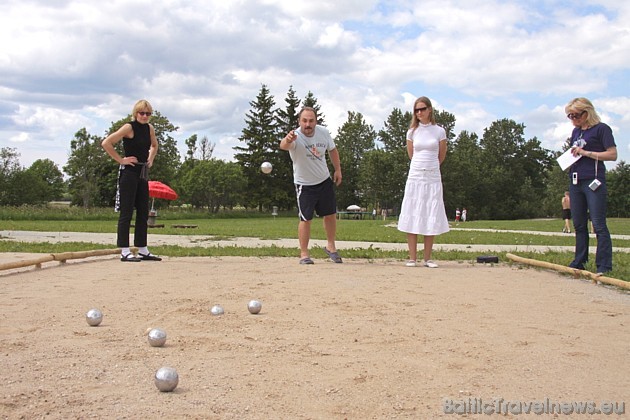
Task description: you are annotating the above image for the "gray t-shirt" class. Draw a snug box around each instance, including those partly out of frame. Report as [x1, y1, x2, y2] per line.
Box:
[288, 126, 336, 185]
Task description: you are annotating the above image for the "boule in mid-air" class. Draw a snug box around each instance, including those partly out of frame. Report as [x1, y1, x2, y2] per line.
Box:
[260, 162, 273, 174]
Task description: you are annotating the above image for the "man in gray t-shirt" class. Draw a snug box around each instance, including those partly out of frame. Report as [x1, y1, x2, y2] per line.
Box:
[279, 107, 343, 265]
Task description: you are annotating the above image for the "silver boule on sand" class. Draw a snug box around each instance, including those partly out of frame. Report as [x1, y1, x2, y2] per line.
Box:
[210, 304, 224, 316]
[85, 308, 103, 326]
[154, 367, 179, 392]
[247, 299, 262, 314]
[147, 328, 167, 347]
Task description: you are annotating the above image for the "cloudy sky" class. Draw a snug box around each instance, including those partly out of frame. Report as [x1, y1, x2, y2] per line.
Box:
[1, 0, 628, 171]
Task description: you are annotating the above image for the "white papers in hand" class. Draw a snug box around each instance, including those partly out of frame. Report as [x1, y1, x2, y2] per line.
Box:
[557, 149, 581, 171]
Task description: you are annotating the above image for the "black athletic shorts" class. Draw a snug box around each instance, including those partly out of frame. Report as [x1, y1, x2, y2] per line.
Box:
[295, 178, 337, 221]
[562, 209, 571, 220]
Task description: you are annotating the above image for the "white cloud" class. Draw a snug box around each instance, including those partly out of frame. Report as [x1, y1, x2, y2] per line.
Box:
[0, 0, 628, 168]
[11, 104, 92, 137]
[10, 132, 30, 143]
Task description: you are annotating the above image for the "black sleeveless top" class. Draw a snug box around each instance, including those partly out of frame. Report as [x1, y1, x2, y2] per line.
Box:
[122, 121, 151, 164]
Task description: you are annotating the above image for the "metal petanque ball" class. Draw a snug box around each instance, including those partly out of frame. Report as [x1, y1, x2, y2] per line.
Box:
[210, 304, 224, 316]
[260, 161, 273, 174]
[247, 300, 262, 314]
[148, 328, 167, 347]
[154, 367, 179, 392]
[85, 308, 103, 326]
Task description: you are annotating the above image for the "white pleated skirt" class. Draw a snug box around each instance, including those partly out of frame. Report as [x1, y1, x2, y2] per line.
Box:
[397, 168, 450, 236]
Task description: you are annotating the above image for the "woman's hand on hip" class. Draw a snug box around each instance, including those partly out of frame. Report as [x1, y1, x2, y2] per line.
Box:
[122, 156, 138, 166]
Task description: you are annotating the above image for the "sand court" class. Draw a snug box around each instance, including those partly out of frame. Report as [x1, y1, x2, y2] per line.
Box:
[0, 256, 628, 418]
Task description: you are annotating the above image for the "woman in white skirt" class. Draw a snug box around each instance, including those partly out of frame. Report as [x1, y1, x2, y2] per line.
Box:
[397, 96, 450, 268]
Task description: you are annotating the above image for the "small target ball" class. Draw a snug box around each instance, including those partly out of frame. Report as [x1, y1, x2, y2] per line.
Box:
[148, 328, 167, 347]
[154, 367, 179, 392]
[85, 308, 103, 326]
[248, 300, 262, 314]
[210, 305, 224, 316]
[260, 162, 273, 174]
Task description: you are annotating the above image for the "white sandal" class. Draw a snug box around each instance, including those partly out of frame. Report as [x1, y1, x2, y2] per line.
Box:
[423, 260, 439, 268]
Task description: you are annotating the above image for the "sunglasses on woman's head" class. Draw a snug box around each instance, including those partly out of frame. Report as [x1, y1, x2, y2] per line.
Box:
[138, 111, 152, 117]
[414, 106, 428, 113]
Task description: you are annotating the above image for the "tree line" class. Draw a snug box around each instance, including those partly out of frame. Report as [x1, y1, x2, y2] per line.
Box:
[1, 84, 628, 219]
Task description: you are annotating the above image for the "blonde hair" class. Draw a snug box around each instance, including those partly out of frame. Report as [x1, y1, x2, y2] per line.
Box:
[565, 97, 601, 127]
[131, 99, 153, 121]
[409, 96, 436, 130]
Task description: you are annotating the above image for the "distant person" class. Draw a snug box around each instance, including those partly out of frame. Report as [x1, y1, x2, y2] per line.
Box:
[381, 208, 388, 221]
[397, 96, 449, 268]
[372, 208, 377, 219]
[455, 208, 461, 222]
[101, 99, 162, 262]
[461, 208, 467, 222]
[566, 97, 617, 274]
[280, 107, 343, 265]
[561, 191, 571, 233]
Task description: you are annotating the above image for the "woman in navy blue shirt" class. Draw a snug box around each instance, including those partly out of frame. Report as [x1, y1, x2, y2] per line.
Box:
[565, 97, 617, 274]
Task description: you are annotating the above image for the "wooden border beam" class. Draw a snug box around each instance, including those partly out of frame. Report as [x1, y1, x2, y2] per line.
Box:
[506, 253, 629, 290]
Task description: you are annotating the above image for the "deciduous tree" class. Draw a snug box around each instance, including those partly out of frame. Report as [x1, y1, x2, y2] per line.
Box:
[607, 161, 630, 217]
[27, 159, 65, 202]
[0, 147, 22, 205]
[477, 119, 553, 219]
[64, 128, 110, 208]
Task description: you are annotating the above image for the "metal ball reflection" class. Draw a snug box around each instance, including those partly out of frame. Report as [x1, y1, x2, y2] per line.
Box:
[154, 367, 179, 392]
[210, 305, 224, 316]
[85, 308, 103, 326]
[147, 328, 167, 347]
[247, 300, 262, 314]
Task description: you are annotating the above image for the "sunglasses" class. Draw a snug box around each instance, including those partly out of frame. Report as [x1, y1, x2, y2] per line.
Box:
[138, 111, 152, 117]
[567, 111, 585, 120]
[414, 106, 428, 113]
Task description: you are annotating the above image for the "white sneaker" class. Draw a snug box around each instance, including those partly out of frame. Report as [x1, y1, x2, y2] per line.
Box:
[423, 260, 439, 268]
[405, 260, 417, 267]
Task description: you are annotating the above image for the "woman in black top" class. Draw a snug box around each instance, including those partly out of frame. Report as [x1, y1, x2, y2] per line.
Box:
[102, 99, 161, 262]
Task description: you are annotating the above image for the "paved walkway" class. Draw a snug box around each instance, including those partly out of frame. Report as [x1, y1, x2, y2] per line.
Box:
[2, 229, 629, 254]
[450, 227, 630, 240]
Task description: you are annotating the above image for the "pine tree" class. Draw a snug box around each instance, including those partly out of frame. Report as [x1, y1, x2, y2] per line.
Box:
[378, 108, 411, 152]
[233, 84, 279, 211]
[274, 86, 302, 209]
[334, 111, 376, 208]
[372, 108, 412, 213]
[302, 91, 326, 126]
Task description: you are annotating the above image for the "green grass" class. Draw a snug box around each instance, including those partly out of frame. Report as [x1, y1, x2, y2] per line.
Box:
[1, 207, 628, 282]
[455, 218, 630, 235]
